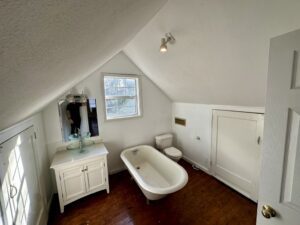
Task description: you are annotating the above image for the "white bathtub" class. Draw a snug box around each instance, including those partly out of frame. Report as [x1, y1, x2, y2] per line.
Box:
[120, 145, 188, 200]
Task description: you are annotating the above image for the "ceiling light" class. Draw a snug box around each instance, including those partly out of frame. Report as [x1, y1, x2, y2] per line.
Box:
[159, 33, 175, 53]
[160, 38, 168, 52]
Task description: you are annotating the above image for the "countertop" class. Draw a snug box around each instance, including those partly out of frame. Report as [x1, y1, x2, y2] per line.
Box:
[50, 143, 108, 169]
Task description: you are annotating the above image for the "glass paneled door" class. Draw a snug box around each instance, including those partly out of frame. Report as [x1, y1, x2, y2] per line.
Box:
[0, 127, 44, 225]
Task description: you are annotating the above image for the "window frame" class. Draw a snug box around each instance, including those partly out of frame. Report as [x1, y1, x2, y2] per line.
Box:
[102, 73, 142, 121]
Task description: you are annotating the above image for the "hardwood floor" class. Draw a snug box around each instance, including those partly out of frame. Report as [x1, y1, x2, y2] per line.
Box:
[48, 161, 257, 225]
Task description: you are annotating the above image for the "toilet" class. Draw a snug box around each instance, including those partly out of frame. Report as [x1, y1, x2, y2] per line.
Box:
[155, 133, 183, 162]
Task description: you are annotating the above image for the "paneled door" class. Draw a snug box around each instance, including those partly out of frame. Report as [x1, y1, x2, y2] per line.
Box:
[85, 159, 106, 193]
[212, 110, 264, 202]
[60, 165, 87, 202]
[257, 29, 300, 224]
[0, 127, 44, 225]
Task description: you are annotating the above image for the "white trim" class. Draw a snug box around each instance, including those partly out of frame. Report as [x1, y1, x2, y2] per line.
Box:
[182, 156, 210, 174]
[0, 116, 35, 144]
[214, 175, 254, 201]
[210, 110, 263, 202]
[210, 105, 265, 114]
[109, 166, 126, 175]
[102, 73, 143, 121]
[47, 192, 54, 212]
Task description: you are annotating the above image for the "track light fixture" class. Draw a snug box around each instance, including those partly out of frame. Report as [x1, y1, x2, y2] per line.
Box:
[160, 33, 175, 53]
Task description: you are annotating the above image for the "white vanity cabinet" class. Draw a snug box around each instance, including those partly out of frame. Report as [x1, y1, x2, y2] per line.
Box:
[51, 143, 109, 213]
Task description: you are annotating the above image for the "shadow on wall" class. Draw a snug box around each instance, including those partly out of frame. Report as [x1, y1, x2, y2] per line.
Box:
[42, 52, 172, 178]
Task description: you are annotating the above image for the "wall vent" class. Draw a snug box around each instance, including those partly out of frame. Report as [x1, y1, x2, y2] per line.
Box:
[175, 117, 186, 126]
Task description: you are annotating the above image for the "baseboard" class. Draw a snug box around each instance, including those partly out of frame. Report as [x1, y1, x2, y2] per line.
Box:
[109, 166, 126, 175]
[182, 156, 210, 174]
[47, 191, 54, 211]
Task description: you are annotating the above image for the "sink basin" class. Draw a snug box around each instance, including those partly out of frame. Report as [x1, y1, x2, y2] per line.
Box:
[66, 140, 95, 150]
[79, 148, 88, 154]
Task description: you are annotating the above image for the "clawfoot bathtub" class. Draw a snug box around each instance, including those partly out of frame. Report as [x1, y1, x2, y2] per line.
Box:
[121, 145, 188, 201]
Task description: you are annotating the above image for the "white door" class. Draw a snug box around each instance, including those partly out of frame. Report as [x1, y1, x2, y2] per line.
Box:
[257, 30, 300, 224]
[60, 165, 86, 202]
[212, 110, 264, 201]
[85, 159, 105, 193]
[0, 127, 44, 225]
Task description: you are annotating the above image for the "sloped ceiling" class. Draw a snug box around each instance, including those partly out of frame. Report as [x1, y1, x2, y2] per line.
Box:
[124, 0, 300, 107]
[0, 0, 167, 130]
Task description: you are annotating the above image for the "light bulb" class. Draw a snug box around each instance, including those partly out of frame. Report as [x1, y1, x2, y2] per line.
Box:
[160, 38, 168, 53]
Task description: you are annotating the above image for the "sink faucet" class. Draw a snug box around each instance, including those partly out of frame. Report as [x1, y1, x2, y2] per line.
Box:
[76, 128, 85, 153]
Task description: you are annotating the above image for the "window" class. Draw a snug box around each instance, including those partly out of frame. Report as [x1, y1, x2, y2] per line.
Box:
[103, 75, 141, 120]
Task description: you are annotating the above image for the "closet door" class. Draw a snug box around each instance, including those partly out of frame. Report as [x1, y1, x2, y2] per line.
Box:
[0, 127, 44, 225]
[211, 110, 264, 201]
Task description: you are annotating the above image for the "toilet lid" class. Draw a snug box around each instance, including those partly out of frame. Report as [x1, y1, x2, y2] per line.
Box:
[164, 147, 182, 157]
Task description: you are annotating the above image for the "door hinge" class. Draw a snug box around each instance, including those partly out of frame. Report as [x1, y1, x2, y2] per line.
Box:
[34, 132, 37, 139]
[59, 174, 61, 181]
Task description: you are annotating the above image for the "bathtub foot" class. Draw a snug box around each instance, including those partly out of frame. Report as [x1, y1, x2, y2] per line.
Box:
[146, 199, 150, 205]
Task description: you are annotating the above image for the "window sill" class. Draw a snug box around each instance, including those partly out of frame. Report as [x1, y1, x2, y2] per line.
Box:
[105, 114, 142, 122]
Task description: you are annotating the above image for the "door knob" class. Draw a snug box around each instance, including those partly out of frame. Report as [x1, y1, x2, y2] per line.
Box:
[261, 205, 276, 219]
[9, 185, 18, 198]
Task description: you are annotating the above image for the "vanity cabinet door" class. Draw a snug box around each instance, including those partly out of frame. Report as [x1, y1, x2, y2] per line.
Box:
[85, 159, 106, 193]
[60, 165, 86, 202]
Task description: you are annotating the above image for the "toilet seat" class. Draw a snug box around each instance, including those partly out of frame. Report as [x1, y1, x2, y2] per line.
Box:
[164, 147, 182, 157]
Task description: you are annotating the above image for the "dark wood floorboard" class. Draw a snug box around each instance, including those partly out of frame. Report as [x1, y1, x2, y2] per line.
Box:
[48, 160, 257, 225]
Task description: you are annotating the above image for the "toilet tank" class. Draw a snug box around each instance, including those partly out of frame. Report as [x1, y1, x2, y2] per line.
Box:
[155, 134, 173, 150]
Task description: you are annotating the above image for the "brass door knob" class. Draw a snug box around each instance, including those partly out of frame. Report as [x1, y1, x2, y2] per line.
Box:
[262, 205, 276, 219]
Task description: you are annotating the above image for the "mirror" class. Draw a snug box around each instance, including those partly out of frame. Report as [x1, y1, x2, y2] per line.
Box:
[58, 96, 99, 142]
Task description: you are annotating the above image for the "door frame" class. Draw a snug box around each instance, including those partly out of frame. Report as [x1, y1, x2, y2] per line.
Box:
[210, 109, 264, 201]
[0, 117, 47, 225]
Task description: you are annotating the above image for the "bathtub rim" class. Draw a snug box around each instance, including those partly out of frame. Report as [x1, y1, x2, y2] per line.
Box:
[120, 145, 188, 195]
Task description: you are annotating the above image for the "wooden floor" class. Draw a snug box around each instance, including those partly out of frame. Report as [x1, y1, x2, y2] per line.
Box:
[48, 161, 257, 225]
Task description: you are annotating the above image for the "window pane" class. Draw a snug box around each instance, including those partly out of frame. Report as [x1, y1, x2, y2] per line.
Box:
[118, 79, 126, 87]
[117, 98, 137, 115]
[122, 98, 136, 107]
[107, 106, 117, 115]
[117, 87, 126, 96]
[126, 79, 135, 87]
[125, 87, 136, 96]
[106, 98, 137, 118]
[119, 107, 136, 115]
[104, 76, 140, 119]
[104, 78, 118, 89]
[106, 99, 117, 107]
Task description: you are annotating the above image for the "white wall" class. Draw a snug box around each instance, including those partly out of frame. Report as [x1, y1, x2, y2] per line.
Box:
[43, 51, 172, 174]
[172, 103, 212, 171]
[172, 102, 264, 172]
[0, 113, 52, 224]
[125, 0, 300, 107]
[0, 0, 167, 131]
